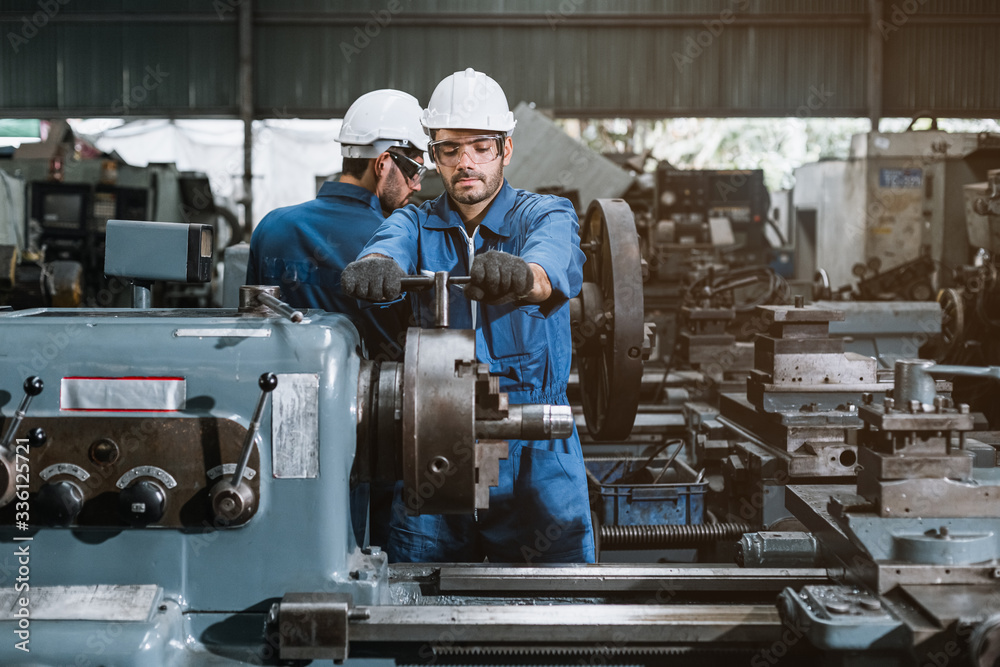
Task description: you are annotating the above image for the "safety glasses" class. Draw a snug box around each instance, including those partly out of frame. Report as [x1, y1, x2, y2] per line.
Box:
[427, 135, 504, 168]
[388, 151, 427, 185]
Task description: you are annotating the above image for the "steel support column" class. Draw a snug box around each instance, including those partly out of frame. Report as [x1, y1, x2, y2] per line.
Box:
[239, 0, 254, 240]
[868, 0, 884, 132]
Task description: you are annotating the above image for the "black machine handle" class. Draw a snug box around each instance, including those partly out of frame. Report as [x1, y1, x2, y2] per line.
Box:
[399, 272, 470, 328]
[0, 377, 43, 453]
[230, 373, 278, 486]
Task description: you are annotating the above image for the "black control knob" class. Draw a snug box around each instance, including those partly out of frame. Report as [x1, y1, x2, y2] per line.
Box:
[36, 480, 84, 526]
[22, 376, 43, 397]
[27, 427, 46, 448]
[118, 479, 166, 527]
[259, 373, 278, 393]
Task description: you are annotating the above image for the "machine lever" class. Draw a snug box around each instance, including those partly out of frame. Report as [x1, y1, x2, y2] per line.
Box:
[924, 364, 1000, 382]
[398, 275, 471, 288]
[209, 373, 277, 525]
[231, 373, 277, 486]
[0, 376, 43, 453]
[400, 273, 471, 328]
[256, 292, 304, 323]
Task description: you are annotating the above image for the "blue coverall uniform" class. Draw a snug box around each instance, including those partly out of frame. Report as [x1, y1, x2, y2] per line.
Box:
[246, 181, 410, 548]
[360, 180, 596, 564]
[246, 181, 411, 362]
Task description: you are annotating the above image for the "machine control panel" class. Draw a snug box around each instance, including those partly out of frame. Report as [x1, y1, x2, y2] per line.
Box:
[0, 416, 257, 530]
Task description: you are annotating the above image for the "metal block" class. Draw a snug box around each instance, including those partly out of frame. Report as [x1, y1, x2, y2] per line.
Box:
[474, 440, 507, 509]
[682, 306, 735, 322]
[863, 477, 1000, 517]
[763, 352, 877, 385]
[747, 381, 883, 414]
[276, 592, 351, 662]
[857, 445, 973, 481]
[863, 410, 976, 432]
[700, 439, 731, 462]
[757, 304, 846, 323]
[755, 335, 845, 358]
[967, 439, 999, 468]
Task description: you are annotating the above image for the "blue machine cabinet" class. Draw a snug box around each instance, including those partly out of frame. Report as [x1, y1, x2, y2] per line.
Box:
[0, 307, 387, 664]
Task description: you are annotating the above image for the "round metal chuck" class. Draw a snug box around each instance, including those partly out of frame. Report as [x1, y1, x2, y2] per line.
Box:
[209, 479, 257, 525]
[119, 479, 167, 527]
[36, 480, 85, 526]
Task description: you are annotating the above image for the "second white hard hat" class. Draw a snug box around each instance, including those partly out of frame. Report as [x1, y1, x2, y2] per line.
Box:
[421, 68, 516, 136]
[339, 89, 428, 159]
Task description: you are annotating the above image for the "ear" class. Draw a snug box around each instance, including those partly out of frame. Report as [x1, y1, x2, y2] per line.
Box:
[374, 152, 392, 179]
[502, 136, 513, 167]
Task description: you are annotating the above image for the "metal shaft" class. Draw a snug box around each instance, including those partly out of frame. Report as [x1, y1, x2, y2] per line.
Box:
[256, 292, 303, 323]
[399, 274, 472, 329]
[132, 280, 152, 309]
[434, 271, 448, 328]
[475, 404, 575, 440]
[231, 376, 275, 485]
[599, 523, 753, 550]
[925, 364, 1000, 382]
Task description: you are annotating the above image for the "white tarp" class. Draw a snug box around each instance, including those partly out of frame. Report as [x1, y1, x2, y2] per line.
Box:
[71, 118, 344, 227]
[0, 169, 26, 250]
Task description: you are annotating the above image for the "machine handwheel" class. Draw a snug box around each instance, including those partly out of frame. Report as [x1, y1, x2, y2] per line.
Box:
[576, 199, 645, 441]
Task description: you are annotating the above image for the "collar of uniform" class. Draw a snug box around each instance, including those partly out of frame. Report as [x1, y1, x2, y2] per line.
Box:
[317, 180, 382, 214]
[424, 179, 515, 237]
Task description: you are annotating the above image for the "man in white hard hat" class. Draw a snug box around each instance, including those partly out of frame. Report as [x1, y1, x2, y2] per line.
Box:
[247, 89, 427, 550]
[247, 88, 427, 362]
[342, 69, 594, 564]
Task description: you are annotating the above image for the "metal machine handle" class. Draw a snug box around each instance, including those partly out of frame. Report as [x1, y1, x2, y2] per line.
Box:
[0, 376, 43, 453]
[400, 272, 471, 328]
[231, 373, 278, 486]
[924, 364, 1000, 382]
[256, 292, 304, 324]
[209, 372, 277, 525]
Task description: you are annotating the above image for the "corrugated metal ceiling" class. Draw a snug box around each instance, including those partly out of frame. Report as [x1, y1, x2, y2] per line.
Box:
[0, 1, 996, 118]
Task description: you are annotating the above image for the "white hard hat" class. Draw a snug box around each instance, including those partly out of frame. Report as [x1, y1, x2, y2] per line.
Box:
[421, 68, 516, 136]
[339, 89, 428, 159]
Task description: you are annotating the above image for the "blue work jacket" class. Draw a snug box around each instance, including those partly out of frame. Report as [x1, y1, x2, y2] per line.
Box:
[247, 181, 411, 359]
[361, 180, 585, 404]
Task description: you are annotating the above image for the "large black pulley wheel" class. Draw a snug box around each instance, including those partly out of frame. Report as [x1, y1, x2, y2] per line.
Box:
[576, 199, 645, 441]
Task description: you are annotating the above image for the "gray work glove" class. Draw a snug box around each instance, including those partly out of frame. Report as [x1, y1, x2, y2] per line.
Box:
[341, 257, 405, 302]
[466, 250, 534, 303]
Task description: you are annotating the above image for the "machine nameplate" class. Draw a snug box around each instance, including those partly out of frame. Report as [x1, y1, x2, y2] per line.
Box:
[0, 585, 160, 621]
[272, 373, 320, 479]
[173, 328, 271, 338]
[61, 377, 186, 411]
[879, 168, 922, 189]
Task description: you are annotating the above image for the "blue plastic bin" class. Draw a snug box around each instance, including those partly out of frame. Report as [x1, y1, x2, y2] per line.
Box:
[586, 458, 707, 527]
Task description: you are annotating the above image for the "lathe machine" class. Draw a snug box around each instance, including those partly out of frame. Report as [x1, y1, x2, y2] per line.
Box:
[0, 206, 997, 666]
